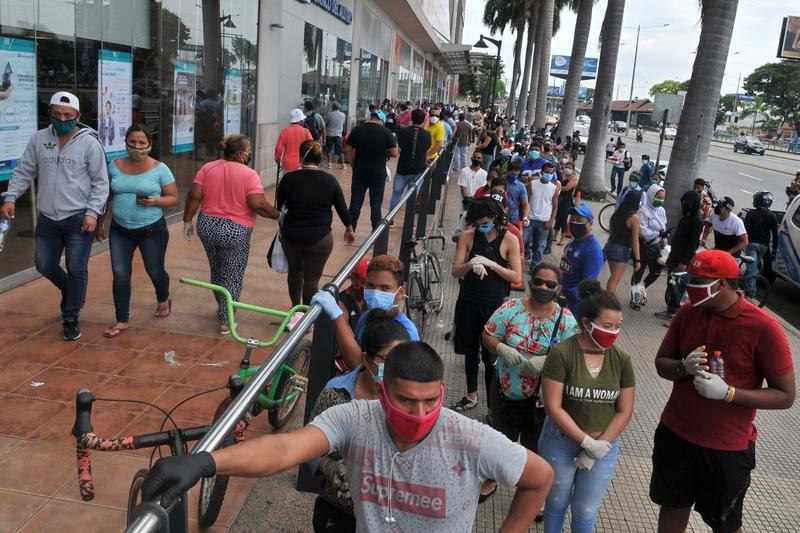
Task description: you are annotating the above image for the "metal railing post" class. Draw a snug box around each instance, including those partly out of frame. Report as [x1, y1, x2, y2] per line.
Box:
[399, 188, 418, 281]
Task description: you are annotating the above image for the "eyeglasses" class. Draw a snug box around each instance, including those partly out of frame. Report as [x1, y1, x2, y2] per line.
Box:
[531, 277, 558, 289]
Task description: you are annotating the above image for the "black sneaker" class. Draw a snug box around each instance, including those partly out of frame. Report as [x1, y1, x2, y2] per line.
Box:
[451, 396, 478, 412]
[63, 320, 81, 341]
[654, 310, 674, 321]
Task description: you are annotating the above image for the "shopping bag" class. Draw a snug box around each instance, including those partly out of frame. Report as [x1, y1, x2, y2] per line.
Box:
[267, 233, 289, 273]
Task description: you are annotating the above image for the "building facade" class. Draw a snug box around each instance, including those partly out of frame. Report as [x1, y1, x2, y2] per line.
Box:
[0, 0, 465, 288]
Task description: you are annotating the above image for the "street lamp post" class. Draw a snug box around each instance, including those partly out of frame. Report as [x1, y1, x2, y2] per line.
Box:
[474, 34, 502, 110]
[624, 24, 669, 131]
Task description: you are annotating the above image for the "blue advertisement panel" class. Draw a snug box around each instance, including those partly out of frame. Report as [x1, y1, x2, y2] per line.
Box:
[98, 49, 133, 160]
[549, 55, 598, 80]
[172, 61, 196, 154]
[0, 37, 37, 181]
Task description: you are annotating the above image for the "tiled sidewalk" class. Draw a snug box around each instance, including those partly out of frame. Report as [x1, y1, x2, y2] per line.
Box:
[0, 163, 397, 532]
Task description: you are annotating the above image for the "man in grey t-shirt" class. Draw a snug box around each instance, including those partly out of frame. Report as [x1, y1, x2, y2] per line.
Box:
[324, 102, 347, 169]
[142, 342, 554, 532]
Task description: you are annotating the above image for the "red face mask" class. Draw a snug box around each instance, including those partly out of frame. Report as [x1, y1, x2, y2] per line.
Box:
[588, 322, 620, 349]
[379, 382, 443, 443]
[686, 280, 719, 307]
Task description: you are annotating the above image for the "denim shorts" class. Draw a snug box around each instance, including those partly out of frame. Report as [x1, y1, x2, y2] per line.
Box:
[603, 241, 632, 263]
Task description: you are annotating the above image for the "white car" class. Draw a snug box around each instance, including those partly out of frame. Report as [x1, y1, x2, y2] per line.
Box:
[664, 127, 677, 140]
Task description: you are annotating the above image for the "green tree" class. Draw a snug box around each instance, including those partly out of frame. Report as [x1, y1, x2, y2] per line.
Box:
[648, 79, 689, 96]
[556, 0, 596, 141]
[484, 0, 530, 117]
[458, 58, 507, 103]
[715, 94, 737, 126]
[743, 61, 800, 136]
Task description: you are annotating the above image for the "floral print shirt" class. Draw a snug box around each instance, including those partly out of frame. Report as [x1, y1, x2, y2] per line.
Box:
[484, 298, 578, 400]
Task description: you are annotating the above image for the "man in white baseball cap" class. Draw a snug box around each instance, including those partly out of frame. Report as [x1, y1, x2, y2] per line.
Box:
[0, 90, 109, 341]
[274, 107, 313, 173]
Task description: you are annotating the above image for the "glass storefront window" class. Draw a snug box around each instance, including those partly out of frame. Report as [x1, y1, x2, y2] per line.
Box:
[302, 22, 352, 118]
[0, 0, 259, 282]
[411, 50, 423, 104]
[394, 36, 411, 103]
[356, 49, 388, 119]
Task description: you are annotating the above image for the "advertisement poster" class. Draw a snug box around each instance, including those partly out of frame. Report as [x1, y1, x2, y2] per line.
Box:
[0, 37, 37, 181]
[98, 49, 132, 159]
[223, 68, 242, 136]
[777, 16, 800, 59]
[549, 55, 599, 80]
[172, 61, 196, 154]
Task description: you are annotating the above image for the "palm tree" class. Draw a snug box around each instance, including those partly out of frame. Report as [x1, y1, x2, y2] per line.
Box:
[577, 0, 625, 200]
[525, 0, 545, 124]
[484, 0, 528, 116]
[664, 0, 739, 223]
[533, 0, 554, 128]
[556, 0, 594, 141]
[515, 2, 538, 124]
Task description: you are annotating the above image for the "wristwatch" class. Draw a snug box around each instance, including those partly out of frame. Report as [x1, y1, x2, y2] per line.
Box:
[676, 360, 688, 379]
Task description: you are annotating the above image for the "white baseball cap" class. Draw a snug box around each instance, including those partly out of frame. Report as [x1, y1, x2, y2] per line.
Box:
[50, 91, 80, 112]
[289, 108, 306, 124]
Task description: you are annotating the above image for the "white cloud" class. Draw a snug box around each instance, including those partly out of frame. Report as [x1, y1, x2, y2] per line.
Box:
[461, 0, 796, 99]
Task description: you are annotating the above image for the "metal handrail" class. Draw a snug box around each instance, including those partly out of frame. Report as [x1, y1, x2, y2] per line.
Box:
[123, 149, 445, 533]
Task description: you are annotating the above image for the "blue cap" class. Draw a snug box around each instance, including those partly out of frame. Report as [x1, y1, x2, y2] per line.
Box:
[569, 203, 594, 221]
[371, 111, 387, 122]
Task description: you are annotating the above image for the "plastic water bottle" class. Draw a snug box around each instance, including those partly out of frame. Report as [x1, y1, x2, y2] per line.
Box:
[0, 219, 10, 253]
[709, 350, 725, 379]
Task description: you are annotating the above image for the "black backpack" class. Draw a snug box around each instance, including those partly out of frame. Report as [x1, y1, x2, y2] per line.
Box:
[304, 113, 322, 140]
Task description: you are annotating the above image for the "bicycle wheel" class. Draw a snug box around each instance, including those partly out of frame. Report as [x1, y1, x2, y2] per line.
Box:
[198, 397, 236, 527]
[424, 252, 444, 313]
[598, 203, 615, 233]
[126, 469, 149, 525]
[268, 338, 312, 429]
[406, 273, 427, 339]
[742, 274, 770, 308]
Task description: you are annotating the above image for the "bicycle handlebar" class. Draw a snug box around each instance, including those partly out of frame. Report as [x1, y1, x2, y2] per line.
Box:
[179, 278, 308, 347]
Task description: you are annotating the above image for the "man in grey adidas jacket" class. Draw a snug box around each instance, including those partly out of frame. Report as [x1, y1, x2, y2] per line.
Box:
[0, 91, 109, 341]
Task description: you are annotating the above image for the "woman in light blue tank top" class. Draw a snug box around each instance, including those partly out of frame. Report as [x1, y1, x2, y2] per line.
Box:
[97, 125, 179, 338]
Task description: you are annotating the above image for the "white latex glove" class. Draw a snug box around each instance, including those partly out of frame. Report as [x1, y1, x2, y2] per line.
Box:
[575, 451, 596, 471]
[183, 222, 194, 241]
[581, 436, 613, 460]
[470, 255, 497, 270]
[471, 262, 488, 279]
[496, 343, 526, 367]
[683, 346, 709, 376]
[310, 290, 344, 320]
[693, 371, 730, 401]
[520, 355, 547, 376]
[522, 217, 531, 227]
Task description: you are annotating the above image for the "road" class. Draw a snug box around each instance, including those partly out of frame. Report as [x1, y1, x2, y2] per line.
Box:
[596, 134, 800, 330]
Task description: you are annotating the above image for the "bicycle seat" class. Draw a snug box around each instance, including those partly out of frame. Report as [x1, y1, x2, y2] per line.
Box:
[740, 254, 756, 264]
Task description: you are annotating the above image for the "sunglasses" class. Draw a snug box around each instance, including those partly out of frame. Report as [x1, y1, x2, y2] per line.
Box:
[531, 277, 558, 289]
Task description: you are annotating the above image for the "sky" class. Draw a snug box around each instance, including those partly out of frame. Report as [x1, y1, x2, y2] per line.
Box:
[461, 0, 797, 100]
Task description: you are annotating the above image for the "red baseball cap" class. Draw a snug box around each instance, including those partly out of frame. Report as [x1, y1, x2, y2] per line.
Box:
[352, 258, 369, 280]
[688, 249, 739, 279]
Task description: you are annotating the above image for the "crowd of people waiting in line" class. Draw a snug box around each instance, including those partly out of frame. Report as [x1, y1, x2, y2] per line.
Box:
[0, 91, 795, 533]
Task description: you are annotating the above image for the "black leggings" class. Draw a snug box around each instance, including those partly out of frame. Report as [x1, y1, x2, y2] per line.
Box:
[632, 238, 662, 287]
[282, 232, 334, 305]
[453, 299, 499, 399]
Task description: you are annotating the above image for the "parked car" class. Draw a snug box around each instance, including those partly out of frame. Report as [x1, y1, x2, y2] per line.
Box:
[574, 124, 590, 153]
[663, 127, 677, 140]
[611, 120, 627, 132]
[733, 136, 765, 155]
[766, 196, 797, 288]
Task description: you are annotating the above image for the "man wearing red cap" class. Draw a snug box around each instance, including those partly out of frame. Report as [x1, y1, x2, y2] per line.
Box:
[651, 249, 795, 533]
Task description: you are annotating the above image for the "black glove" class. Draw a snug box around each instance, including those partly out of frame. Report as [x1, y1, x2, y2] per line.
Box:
[141, 452, 216, 507]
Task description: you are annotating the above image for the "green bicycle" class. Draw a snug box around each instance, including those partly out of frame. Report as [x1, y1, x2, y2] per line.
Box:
[180, 278, 313, 527]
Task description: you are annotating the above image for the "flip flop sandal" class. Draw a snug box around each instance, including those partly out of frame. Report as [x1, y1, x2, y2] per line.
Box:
[103, 327, 128, 338]
[478, 484, 498, 504]
[154, 299, 172, 318]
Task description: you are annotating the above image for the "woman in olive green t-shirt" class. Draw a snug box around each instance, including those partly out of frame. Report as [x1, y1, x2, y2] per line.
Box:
[538, 279, 635, 533]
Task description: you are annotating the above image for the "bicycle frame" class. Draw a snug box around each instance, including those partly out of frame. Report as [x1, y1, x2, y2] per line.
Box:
[236, 342, 306, 410]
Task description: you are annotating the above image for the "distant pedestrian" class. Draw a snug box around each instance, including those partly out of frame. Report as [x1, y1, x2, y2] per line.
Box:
[0, 91, 108, 341]
[452, 113, 473, 170]
[275, 108, 312, 173]
[324, 102, 347, 170]
[183, 134, 278, 334]
[607, 143, 630, 196]
[344, 111, 398, 230]
[743, 191, 778, 298]
[97, 125, 179, 338]
[389, 109, 431, 212]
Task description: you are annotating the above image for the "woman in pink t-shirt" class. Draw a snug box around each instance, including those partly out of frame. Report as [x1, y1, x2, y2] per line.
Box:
[183, 134, 278, 334]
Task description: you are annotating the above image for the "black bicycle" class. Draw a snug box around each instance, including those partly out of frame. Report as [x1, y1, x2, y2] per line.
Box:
[405, 236, 445, 339]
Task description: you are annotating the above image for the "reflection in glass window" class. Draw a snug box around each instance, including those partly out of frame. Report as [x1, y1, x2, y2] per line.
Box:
[412, 51, 423, 103]
[302, 22, 351, 118]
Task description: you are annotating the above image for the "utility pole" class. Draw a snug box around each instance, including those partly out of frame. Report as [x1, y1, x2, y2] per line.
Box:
[624, 23, 670, 132]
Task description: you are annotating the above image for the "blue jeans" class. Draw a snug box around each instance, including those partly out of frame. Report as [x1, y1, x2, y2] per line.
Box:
[525, 219, 549, 265]
[453, 145, 468, 170]
[109, 218, 171, 323]
[35, 213, 95, 321]
[665, 267, 688, 314]
[389, 172, 421, 211]
[538, 417, 620, 533]
[609, 167, 626, 194]
[744, 242, 768, 296]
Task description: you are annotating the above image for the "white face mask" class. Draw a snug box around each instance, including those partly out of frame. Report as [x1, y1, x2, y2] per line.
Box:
[429, 116, 440, 124]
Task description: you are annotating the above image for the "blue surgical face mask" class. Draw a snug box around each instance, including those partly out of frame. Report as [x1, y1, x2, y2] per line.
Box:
[507, 173, 519, 183]
[529, 150, 540, 160]
[364, 288, 398, 311]
[542, 172, 554, 182]
[367, 361, 384, 383]
[629, 182, 640, 190]
[477, 222, 495, 233]
[51, 116, 77, 136]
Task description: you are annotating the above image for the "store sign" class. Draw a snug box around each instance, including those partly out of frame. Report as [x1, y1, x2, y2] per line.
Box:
[172, 61, 196, 154]
[98, 49, 133, 160]
[298, 0, 353, 25]
[0, 37, 37, 182]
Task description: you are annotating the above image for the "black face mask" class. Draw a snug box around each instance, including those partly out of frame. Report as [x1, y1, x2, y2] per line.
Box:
[471, 158, 482, 166]
[713, 206, 722, 215]
[530, 287, 557, 304]
[570, 222, 588, 239]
